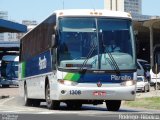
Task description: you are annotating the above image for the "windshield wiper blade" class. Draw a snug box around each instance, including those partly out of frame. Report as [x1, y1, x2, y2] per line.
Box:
[101, 34, 120, 74]
[105, 48, 120, 74]
[80, 44, 97, 71]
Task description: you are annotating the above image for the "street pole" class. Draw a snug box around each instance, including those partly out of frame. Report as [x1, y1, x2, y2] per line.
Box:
[155, 63, 157, 92]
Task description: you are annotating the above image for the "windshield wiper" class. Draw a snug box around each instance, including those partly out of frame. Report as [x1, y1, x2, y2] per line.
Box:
[101, 34, 120, 74]
[80, 44, 97, 71]
[105, 48, 120, 74]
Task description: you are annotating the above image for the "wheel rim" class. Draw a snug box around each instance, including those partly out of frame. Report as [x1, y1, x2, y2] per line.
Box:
[46, 85, 51, 106]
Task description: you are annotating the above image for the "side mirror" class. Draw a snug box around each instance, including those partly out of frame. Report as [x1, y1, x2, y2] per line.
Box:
[51, 34, 57, 48]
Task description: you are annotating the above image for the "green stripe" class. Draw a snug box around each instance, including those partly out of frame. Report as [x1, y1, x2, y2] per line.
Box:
[22, 62, 26, 78]
[64, 73, 81, 82]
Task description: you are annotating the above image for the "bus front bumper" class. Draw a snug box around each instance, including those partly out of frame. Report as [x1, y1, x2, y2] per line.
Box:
[51, 84, 136, 101]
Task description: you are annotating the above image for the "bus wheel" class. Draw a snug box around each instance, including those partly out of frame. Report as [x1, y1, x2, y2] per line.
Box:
[45, 84, 60, 110]
[106, 100, 121, 111]
[154, 83, 160, 90]
[24, 84, 32, 106]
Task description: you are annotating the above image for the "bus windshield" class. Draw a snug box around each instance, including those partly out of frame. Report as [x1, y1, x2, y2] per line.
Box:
[58, 17, 136, 70]
[1, 61, 18, 79]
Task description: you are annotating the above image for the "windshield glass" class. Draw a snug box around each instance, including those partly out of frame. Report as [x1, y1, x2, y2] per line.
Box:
[1, 61, 18, 79]
[137, 77, 143, 82]
[58, 17, 136, 70]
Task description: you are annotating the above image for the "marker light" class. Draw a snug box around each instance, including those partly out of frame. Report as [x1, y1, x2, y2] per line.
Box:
[94, 12, 98, 15]
[99, 12, 102, 15]
[90, 12, 93, 15]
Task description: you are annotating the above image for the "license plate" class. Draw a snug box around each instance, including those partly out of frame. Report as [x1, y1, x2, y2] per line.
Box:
[93, 91, 106, 96]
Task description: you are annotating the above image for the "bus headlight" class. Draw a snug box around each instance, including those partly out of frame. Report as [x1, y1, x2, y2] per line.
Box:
[121, 80, 136, 86]
[58, 79, 78, 86]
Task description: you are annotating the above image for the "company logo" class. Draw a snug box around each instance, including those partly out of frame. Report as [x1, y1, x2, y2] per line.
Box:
[111, 75, 132, 80]
[97, 81, 102, 87]
[39, 56, 47, 70]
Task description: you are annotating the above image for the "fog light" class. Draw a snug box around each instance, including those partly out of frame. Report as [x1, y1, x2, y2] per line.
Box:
[61, 90, 66, 94]
[131, 91, 135, 95]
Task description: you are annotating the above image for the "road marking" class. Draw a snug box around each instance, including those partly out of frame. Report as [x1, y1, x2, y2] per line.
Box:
[0, 97, 14, 105]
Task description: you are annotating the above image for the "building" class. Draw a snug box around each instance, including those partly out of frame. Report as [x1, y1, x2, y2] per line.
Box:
[104, 0, 141, 14]
[0, 11, 8, 41]
[0, 11, 36, 41]
[104, 0, 151, 20]
[124, 0, 142, 14]
[0, 11, 19, 41]
[16, 20, 38, 39]
[22, 20, 37, 31]
[0, 11, 8, 20]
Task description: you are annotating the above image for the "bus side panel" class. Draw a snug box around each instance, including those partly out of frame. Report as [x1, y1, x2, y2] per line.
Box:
[25, 50, 52, 77]
[19, 79, 25, 97]
[19, 50, 53, 99]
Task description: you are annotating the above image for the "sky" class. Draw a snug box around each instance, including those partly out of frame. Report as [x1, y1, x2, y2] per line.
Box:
[0, 0, 160, 23]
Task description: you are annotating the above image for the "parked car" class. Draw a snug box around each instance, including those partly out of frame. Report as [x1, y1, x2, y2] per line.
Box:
[136, 76, 150, 92]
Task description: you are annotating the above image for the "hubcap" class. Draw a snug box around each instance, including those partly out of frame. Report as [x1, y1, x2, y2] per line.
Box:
[46, 86, 51, 105]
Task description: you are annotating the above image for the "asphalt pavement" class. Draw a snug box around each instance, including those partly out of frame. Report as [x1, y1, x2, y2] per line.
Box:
[1, 86, 160, 120]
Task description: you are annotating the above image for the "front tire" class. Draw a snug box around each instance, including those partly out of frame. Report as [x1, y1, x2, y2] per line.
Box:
[106, 100, 121, 111]
[154, 83, 160, 90]
[45, 84, 60, 110]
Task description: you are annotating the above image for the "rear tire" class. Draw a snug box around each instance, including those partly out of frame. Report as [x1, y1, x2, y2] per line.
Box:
[45, 84, 60, 110]
[106, 100, 121, 111]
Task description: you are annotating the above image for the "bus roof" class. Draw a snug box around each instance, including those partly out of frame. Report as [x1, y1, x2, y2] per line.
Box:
[54, 9, 132, 19]
[2, 55, 19, 62]
[21, 9, 132, 41]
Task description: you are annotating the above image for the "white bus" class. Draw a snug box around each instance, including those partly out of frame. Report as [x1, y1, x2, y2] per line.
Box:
[0, 55, 19, 87]
[19, 9, 137, 111]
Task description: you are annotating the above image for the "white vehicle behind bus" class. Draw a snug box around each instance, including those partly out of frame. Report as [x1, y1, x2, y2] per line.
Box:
[150, 68, 160, 89]
[0, 55, 19, 87]
[19, 9, 137, 111]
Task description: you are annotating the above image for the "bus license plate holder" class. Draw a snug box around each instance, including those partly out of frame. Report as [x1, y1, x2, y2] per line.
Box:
[93, 91, 106, 96]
